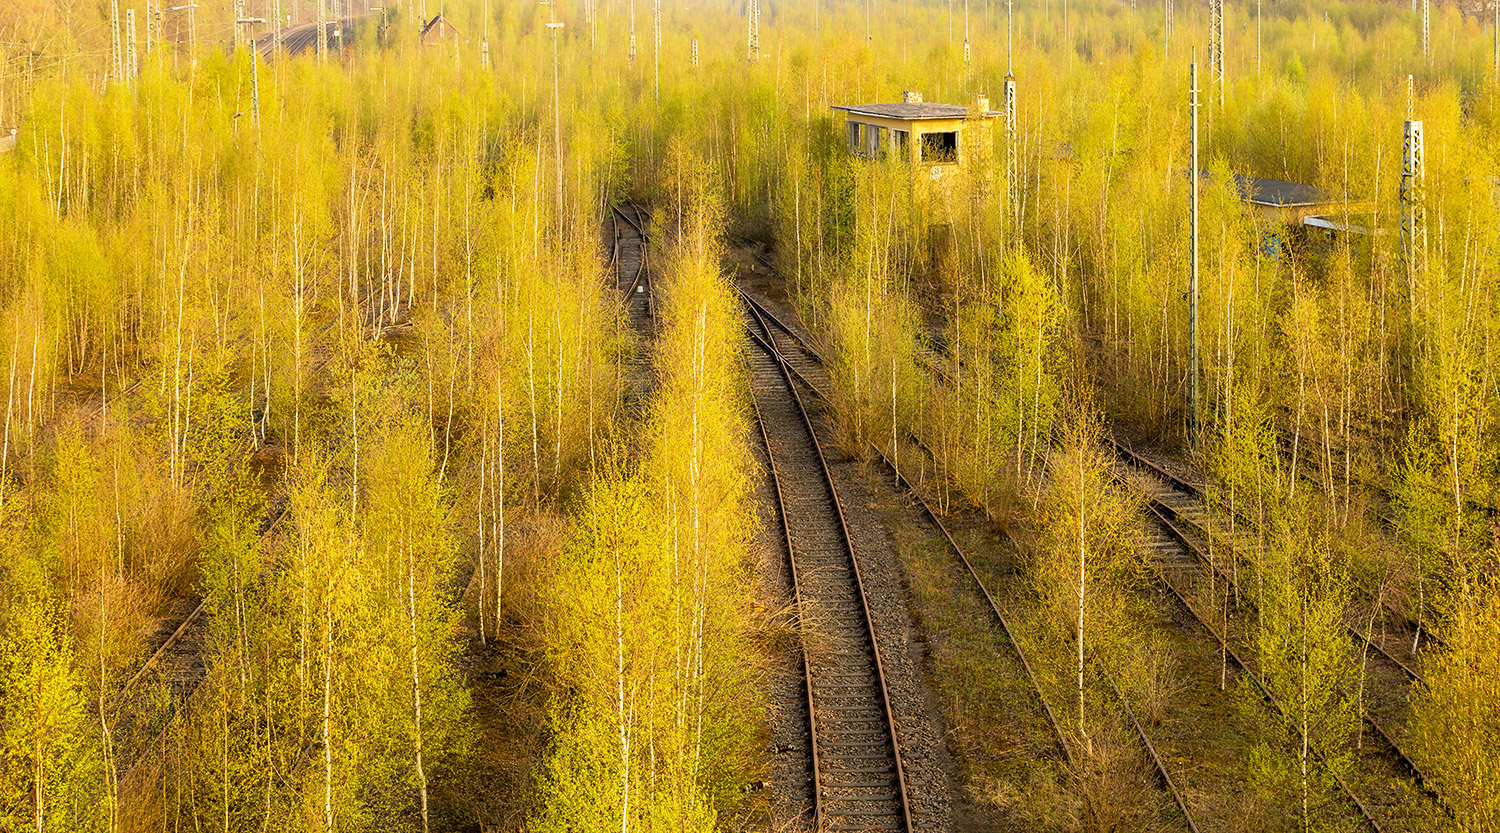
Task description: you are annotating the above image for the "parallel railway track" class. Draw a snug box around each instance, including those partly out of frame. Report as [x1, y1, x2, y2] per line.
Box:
[739, 286, 1202, 831]
[743, 295, 913, 832]
[1107, 437, 1450, 830]
[736, 270, 1457, 830]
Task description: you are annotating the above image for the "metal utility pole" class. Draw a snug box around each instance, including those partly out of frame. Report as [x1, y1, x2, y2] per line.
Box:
[1007, 0, 1014, 72]
[963, 0, 971, 75]
[162, 4, 196, 68]
[1005, 0, 1016, 238]
[750, 0, 762, 60]
[748, 0, 760, 61]
[236, 12, 266, 57]
[274, 0, 283, 52]
[111, 0, 123, 82]
[1209, 0, 1224, 106]
[1004, 72, 1017, 245]
[1422, 0, 1429, 58]
[1401, 116, 1425, 342]
[318, 0, 327, 60]
[545, 8, 564, 238]
[691, 37, 698, 67]
[1188, 52, 1201, 446]
[127, 8, 137, 79]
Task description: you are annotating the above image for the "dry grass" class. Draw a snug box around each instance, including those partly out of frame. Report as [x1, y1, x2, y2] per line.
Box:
[442, 513, 567, 831]
[1116, 638, 1190, 726]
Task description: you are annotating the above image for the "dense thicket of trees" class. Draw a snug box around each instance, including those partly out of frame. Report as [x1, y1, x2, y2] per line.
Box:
[1, 0, 1497, 829]
[533, 175, 758, 831]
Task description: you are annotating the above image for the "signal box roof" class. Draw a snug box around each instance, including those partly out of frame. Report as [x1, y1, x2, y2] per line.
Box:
[832, 102, 1001, 120]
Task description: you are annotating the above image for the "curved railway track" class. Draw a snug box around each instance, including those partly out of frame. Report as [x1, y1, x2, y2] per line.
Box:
[1106, 437, 1449, 830]
[610, 201, 657, 415]
[611, 202, 655, 325]
[737, 272, 1461, 831]
[256, 19, 351, 60]
[743, 295, 913, 832]
[740, 233, 1453, 829]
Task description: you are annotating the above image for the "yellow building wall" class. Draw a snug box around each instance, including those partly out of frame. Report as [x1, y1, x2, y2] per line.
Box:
[841, 112, 996, 211]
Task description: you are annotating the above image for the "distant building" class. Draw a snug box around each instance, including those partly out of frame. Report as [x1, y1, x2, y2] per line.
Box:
[420, 14, 465, 44]
[1210, 173, 1375, 255]
[1222, 173, 1371, 227]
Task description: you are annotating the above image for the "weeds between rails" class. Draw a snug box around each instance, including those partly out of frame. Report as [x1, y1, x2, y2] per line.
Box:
[1108, 439, 1431, 674]
[743, 295, 914, 832]
[116, 292, 418, 789]
[1105, 438, 1451, 828]
[738, 286, 1203, 832]
[894, 305, 1431, 829]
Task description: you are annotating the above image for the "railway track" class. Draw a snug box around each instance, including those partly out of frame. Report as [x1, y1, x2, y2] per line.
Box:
[1106, 437, 1450, 830]
[114, 293, 408, 794]
[739, 285, 1209, 831]
[743, 295, 913, 832]
[801, 263, 1448, 827]
[610, 201, 657, 415]
[611, 202, 656, 327]
[112, 494, 294, 790]
[256, 19, 352, 60]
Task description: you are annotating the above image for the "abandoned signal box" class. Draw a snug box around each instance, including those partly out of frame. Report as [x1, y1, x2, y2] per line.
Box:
[832, 91, 999, 177]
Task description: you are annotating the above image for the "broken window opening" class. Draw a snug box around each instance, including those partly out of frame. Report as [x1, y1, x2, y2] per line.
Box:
[920, 131, 958, 164]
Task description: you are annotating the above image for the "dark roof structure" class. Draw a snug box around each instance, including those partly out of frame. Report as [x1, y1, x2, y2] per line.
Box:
[831, 102, 1000, 120]
[421, 13, 465, 40]
[1229, 174, 1346, 208]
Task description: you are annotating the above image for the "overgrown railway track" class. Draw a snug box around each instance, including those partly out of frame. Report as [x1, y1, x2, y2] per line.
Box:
[743, 294, 913, 832]
[610, 201, 657, 414]
[115, 295, 409, 795]
[1106, 437, 1450, 830]
[739, 285, 1199, 831]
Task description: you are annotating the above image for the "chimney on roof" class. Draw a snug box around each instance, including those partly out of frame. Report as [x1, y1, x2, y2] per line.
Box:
[971, 93, 990, 114]
[903, 90, 923, 103]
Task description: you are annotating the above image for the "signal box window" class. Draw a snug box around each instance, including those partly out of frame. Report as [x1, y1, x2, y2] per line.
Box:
[891, 129, 909, 159]
[920, 131, 958, 164]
